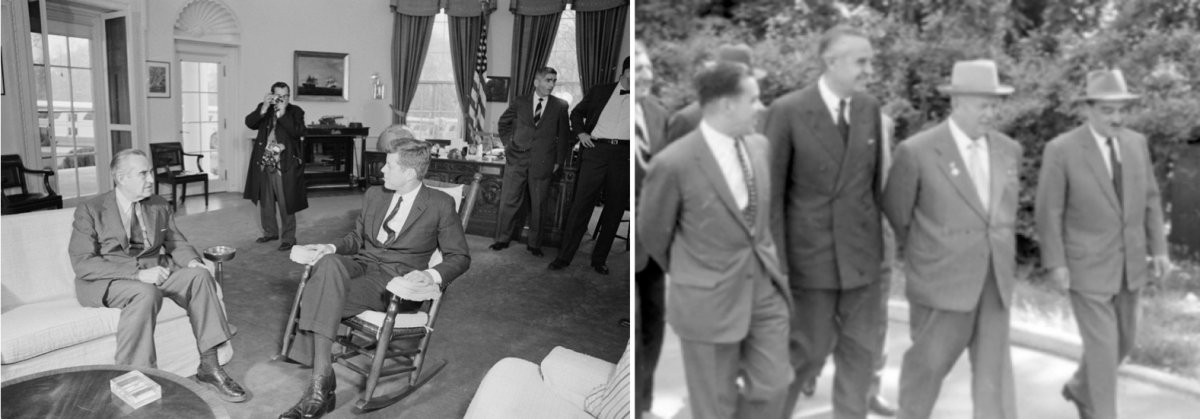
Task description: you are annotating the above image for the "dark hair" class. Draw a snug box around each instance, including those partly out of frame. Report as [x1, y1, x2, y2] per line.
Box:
[534, 67, 558, 79]
[622, 56, 630, 72]
[270, 81, 290, 93]
[384, 138, 431, 178]
[695, 62, 751, 106]
[818, 25, 869, 60]
[110, 148, 148, 185]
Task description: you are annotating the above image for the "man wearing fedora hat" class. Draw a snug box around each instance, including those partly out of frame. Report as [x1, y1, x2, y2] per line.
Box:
[763, 26, 893, 418]
[882, 59, 1021, 419]
[666, 43, 767, 142]
[1035, 69, 1169, 419]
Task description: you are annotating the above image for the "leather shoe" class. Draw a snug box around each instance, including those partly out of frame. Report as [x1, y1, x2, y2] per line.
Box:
[194, 365, 248, 403]
[869, 394, 897, 417]
[488, 241, 510, 251]
[548, 260, 568, 270]
[279, 242, 294, 251]
[256, 236, 278, 243]
[591, 264, 610, 275]
[279, 373, 337, 419]
[1062, 384, 1093, 419]
[528, 247, 543, 257]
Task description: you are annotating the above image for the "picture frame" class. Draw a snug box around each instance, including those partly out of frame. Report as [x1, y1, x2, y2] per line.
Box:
[146, 61, 170, 98]
[294, 51, 349, 102]
[485, 76, 509, 102]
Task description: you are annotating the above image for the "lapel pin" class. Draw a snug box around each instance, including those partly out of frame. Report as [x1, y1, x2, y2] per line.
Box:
[950, 162, 961, 177]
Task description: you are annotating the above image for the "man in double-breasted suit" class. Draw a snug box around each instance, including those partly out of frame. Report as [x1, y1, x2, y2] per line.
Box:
[633, 41, 672, 417]
[70, 149, 247, 402]
[764, 26, 893, 418]
[883, 60, 1021, 419]
[245, 81, 308, 251]
[1035, 69, 1169, 419]
[491, 67, 571, 256]
[639, 62, 793, 419]
[280, 136, 470, 419]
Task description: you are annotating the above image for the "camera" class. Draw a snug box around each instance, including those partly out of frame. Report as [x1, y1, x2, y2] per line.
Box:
[270, 95, 284, 105]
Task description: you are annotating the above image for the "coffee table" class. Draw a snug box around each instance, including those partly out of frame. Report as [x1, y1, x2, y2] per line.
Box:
[1, 365, 230, 418]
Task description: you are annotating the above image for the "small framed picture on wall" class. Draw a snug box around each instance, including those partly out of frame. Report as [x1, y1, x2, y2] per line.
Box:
[147, 61, 170, 98]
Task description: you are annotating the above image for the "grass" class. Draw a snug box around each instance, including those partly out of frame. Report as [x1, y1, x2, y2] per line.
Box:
[889, 253, 1200, 381]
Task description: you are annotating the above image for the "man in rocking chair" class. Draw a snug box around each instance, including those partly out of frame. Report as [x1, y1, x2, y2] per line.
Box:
[279, 134, 471, 419]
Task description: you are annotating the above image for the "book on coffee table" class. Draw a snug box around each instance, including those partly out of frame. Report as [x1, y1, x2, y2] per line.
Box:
[110, 370, 162, 409]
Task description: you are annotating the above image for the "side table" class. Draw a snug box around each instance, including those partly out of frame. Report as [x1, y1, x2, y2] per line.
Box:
[1, 365, 230, 418]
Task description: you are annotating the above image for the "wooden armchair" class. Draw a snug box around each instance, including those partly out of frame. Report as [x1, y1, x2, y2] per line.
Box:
[149, 143, 208, 210]
[1, 154, 63, 215]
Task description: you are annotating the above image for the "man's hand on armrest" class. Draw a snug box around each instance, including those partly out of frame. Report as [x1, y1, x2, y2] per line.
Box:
[290, 244, 336, 265]
[187, 259, 205, 269]
[401, 269, 443, 286]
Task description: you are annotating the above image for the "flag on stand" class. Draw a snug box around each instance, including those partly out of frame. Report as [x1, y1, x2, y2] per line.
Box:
[467, 5, 489, 144]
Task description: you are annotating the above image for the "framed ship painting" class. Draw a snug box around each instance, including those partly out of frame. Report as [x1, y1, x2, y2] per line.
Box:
[294, 51, 348, 102]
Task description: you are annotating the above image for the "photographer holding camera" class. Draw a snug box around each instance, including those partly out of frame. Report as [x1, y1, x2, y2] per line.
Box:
[244, 81, 308, 251]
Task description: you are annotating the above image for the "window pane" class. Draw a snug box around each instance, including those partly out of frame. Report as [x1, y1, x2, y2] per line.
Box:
[49, 67, 70, 104]
[75, 110, 95, 152]
[182, 92, 200, 122]
[31, 33, 44, 65]
[202, 93, 219, 122]
[48, 34, 68, 66]
[182, 61, 199, 92]
[56, 158, 79, 198]
[181, 123, 202, 156]
[200, 62, 218, 92]
[68, 37, 90, 68]
[71, 68, 93, 104]
[201, 122, 219, 177]
[75, 153, 98, 197]
[546, 9, 582, 112]
[412, 14, 463, 145]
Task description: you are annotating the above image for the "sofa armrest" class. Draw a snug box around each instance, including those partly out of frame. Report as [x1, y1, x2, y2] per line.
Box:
[464, 357, 591, 419]
[540, 346, 615, 409]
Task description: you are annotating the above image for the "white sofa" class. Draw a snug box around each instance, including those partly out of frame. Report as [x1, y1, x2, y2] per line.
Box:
[1, 208, 231, 381]
[463, 346, 620, 419]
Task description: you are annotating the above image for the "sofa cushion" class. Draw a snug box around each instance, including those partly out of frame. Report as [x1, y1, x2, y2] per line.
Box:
[462, 357, 594, 419]
[1, 208, 79, 310]
[0, 298, 187, 364]
[584, 344, 630, 419]
[541, 346, 616, 409]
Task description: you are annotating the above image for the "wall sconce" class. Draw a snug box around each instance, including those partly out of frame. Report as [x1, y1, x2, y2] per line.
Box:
[371, 72, 385, 100]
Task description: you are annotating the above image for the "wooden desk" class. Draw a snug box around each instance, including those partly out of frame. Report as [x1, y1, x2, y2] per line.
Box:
[1, 365, 230, 418]
[302, 126, 370, 189]
[425, 157, 578, 247]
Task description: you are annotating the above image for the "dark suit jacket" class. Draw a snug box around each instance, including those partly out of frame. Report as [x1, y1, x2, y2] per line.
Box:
[635, 97, 670, 273]
[69, 192, 201, 307]
[883, 122, 1022, 311]
[244, 103, 309, 213]
[638, 129, 792, 343]
[763, 85, 884, 290]
[1036, 125, 1167, 294]
[666, 101, 701, 143]
[498, 94, 571, 179]
[331, 186, 470, 284]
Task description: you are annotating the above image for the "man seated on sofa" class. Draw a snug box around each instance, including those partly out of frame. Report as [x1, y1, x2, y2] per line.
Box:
[67, 148, 248, 402]
[279, 134, 471, 419]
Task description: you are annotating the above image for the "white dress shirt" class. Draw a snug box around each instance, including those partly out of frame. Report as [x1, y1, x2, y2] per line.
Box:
[589, 86, 631, 140]
[948, 117, 990, 208]
[817, 76, 851, 125]
[532, 93, 548, 119]
[114, 188, 149, 245]
[1088, 124, 1121, 179]
[699, 121, 750, 210]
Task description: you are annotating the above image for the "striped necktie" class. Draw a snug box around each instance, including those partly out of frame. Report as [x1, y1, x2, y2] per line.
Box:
[734, 136, 757, 225]
[533, 98, 544, 125]
[1107, 137, 1123, 204]
[380, 196, 404, 243]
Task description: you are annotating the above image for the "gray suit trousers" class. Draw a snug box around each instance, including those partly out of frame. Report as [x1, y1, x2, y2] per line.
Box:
[1067, 286, 1139, 419]
[103, 267, 231, 369]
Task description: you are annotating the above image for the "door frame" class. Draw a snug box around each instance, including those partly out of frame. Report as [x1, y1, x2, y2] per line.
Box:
[175, 41, 242, 193]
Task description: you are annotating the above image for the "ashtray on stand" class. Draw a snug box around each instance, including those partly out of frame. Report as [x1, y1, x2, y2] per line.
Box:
[202, 246, 236, 287]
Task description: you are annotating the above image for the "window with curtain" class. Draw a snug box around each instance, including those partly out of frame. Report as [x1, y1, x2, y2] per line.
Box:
[545, 8, 581, 112]
[409, 14, 463, 142]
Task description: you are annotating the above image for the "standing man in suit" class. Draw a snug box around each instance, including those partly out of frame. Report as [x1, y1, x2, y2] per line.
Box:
[763, 26, 893, 418]
[633, 40, 671, 418]
[667, 43, 765, 143]
[639, 62, 793, 419]
[69, 149, 247, 402]
[883, 60, 1021, 419]
[491, 67, 571, 257]
[1035, 69, 1169, 419]
[245, 81, 308, 251]
[550, 57, 631, 274]
[279, 136, 470, 419]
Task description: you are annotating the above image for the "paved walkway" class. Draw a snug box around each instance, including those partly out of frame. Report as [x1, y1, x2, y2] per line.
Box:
[649, 316, 1200, 418]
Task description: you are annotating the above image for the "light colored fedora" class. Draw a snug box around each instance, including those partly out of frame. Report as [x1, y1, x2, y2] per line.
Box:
[714, 43, 768, 79]
[1074, 69, 1140, 102]
[937, 59, 1014, 96]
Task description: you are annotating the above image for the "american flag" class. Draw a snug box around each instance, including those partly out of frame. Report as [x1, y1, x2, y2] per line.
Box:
[467, 5, 489, 144]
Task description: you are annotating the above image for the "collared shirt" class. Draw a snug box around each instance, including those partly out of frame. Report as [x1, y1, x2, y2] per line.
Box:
[114, 188, 144, 242]
[699, 120, 749, 210]
[532, 93, 549, 118]
[948, 117, 990, 201]
[1088, 124, 1121, 178]
[374, 185, 443, 284]
[817, 76, 851, 126]
[589, 86, 631, 140]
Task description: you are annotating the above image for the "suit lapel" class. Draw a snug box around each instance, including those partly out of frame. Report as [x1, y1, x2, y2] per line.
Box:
[1076, 128, 1121, 212]
[750, 136, 771, 236]
[1117, 131, 1135, 219]
[371, 190, 394, 244]
[388, 187, 427, 247]
[986, 132, 1008, 222]
[799, 89, 846, 162]
[103, 193, 130, 251]
[932, 124, 988, 219]
[835, 95, 873, 192]
[692, 134, 749, 234]
[143, 202, 158, 250]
